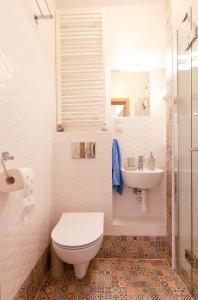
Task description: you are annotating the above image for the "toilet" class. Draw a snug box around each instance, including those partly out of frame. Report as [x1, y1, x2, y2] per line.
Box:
[51, 212, 104, 279]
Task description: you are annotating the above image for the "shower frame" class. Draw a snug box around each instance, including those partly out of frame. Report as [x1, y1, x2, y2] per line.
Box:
[175, 3, 198, 298]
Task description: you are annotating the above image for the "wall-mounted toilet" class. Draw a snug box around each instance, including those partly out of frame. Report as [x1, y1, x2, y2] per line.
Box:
[51, 212, 104, 279]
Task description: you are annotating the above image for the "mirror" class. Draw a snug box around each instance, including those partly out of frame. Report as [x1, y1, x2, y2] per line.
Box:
[72, 142, 96, 159]
[111, 70, 150, 117]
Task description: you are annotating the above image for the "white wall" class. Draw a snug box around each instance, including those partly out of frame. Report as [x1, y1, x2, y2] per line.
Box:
[53, 132, 112, 232]
[0, 1, 56, 299]
[106, 4, 167, 71]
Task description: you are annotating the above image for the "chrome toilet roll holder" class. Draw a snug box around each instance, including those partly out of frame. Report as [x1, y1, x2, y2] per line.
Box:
[1, 152, 15, 184]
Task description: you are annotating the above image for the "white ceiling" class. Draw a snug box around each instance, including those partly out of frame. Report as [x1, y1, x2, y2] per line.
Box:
[55, 0, 165, 9]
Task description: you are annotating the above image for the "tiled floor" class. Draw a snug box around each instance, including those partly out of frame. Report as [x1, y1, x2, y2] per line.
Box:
[36, 259, 193, 300]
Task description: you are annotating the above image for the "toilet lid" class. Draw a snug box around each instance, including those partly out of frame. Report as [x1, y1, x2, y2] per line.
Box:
[51, 212, 104, 247]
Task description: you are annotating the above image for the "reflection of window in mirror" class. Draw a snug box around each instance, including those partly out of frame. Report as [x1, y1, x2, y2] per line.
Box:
[111, 98, 130, 117]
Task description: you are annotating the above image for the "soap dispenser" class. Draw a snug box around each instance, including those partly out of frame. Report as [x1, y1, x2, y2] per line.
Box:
[148, 152, 155, 170]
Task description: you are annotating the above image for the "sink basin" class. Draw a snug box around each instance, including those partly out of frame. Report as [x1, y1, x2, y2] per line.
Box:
[121, 168, 164, 190]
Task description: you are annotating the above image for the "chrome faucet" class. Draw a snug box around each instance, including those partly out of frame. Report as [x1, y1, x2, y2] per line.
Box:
[138, 156, 145, 171]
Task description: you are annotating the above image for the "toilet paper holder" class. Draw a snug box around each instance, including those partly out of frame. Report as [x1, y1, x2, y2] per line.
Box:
[1, 152, 15, 184]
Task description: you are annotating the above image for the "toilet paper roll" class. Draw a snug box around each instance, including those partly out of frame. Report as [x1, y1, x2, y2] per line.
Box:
[0, 169, 24, 193]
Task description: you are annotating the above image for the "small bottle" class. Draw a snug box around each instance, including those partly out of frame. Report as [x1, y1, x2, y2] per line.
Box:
[148, 152, 155, 170]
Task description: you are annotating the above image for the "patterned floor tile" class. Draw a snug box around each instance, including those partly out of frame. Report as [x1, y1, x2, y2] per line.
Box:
[36, 259, 193, 300]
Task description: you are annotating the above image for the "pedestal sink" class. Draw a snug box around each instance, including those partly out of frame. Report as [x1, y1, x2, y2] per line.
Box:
[121, 168, 164, 190]
[121, 168, 164, 213]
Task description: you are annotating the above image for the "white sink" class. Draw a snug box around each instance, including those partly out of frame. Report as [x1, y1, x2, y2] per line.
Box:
[121, 168, 164, 190]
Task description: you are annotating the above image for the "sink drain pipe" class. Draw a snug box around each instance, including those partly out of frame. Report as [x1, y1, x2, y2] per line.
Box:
[133, 189, 147, 213]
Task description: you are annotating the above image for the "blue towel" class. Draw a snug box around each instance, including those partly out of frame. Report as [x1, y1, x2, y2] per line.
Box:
[112, 139, 123, 195]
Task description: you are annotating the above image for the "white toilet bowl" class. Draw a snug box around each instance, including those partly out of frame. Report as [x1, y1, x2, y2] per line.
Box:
[51, 212, 104, 279]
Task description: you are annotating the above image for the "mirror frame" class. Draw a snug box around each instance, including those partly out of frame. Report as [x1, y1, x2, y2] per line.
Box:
[111, 98, 130, 117]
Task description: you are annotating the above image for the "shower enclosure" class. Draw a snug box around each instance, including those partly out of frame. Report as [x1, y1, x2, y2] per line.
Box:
[176, 2, 198, 298]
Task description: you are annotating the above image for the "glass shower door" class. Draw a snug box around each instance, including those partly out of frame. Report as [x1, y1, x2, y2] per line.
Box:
[192, 2, 198, 297]
[177, 11, 192, 290]
[177, 5, 198, 298]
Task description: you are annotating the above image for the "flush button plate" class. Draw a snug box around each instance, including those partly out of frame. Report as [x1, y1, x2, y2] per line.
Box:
[72, 142, 96, 159]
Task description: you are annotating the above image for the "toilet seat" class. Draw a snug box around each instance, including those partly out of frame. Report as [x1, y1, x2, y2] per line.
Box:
[51, 212, 104, 249]
[53, 234, 103, 250]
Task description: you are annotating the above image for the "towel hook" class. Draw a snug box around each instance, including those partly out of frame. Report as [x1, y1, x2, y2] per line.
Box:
[1, 152, 14, 180]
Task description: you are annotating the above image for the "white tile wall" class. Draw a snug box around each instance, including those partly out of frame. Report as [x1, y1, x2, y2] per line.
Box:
[112, 117, 166, 168]
[53, 131, 113, 233]
[0, 1, 56, 299]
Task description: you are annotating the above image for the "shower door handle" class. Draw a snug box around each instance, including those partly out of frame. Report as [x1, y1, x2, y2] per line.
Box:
[190, 147, 198, 151]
